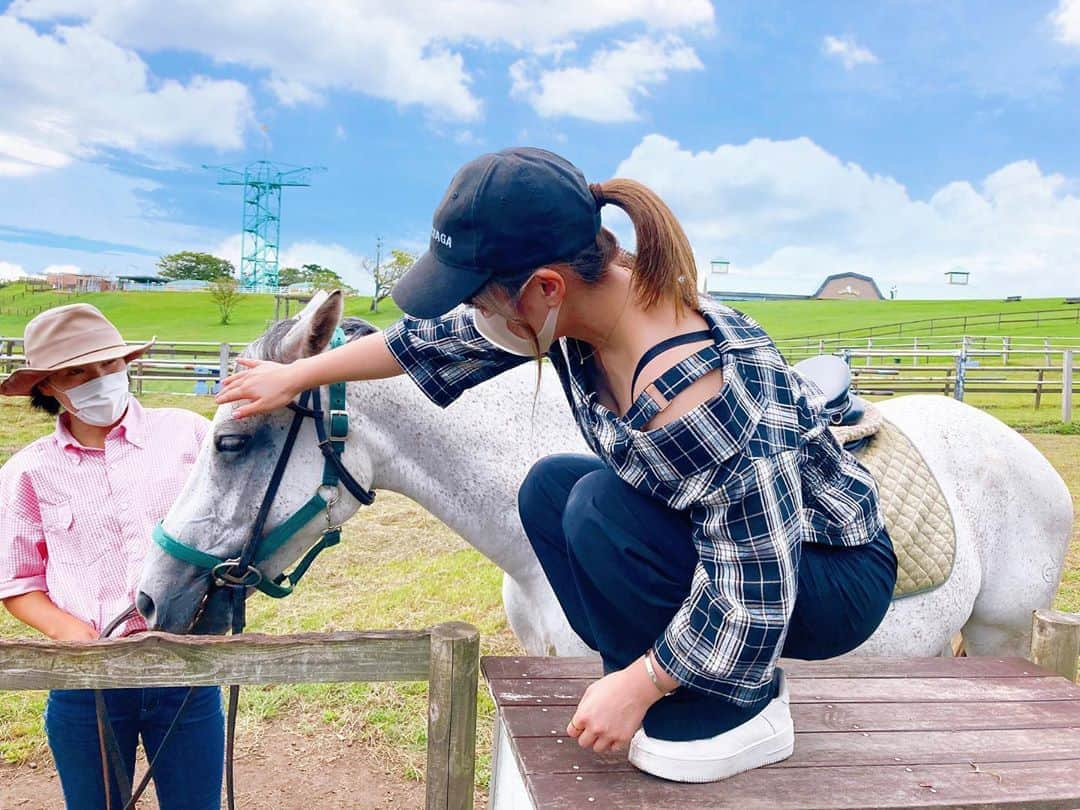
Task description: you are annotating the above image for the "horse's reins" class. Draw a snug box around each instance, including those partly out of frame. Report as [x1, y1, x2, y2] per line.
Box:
[95, 327, 376, 809]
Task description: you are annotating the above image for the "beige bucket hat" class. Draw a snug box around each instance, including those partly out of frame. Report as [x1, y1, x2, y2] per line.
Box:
[0, 304, 155, 396]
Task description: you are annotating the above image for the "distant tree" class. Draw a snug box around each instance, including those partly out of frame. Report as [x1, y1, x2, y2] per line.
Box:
[278, 266, 303, 286]
[278, 263, 354, 293]
[157, 252, 235, 282]
[367, 249, 413, 313]
[300, 263, 353, 292]
[208, 278, 243, 325]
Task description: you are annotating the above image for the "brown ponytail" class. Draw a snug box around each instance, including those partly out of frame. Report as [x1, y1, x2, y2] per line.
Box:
[590, 179, 699, 316]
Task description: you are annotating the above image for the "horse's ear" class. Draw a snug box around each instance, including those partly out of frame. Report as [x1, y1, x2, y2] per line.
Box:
[277, 290, 345, 363]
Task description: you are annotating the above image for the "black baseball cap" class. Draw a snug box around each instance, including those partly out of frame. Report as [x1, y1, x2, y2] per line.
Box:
[392, 147, 602, 319]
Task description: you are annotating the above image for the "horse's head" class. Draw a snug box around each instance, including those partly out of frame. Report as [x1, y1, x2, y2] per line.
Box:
[136, 290, 378, 633]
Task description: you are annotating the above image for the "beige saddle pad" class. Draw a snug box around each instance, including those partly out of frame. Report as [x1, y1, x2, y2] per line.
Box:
[831, 415, 956, 600]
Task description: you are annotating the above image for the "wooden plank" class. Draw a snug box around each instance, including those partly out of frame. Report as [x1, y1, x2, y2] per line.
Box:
[788, 676, 1080, 703]
[481, 656, 1052, 682]
[0, 630, 432, 689]
[425, 622, 479, 810]
[487, 676, 1080, 707]
[526, 760, 1080, 809]
[498, 699, 1080, 738]
[509, 727, 1080, 775]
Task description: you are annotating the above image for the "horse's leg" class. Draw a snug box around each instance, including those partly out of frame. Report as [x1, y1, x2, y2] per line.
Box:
[503, 572, 592, 656]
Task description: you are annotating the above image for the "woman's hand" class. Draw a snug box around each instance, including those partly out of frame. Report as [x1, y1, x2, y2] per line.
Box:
[50, 615, 99, 641]
[216, 358, 305, 418]
[566, 659, 666, 753]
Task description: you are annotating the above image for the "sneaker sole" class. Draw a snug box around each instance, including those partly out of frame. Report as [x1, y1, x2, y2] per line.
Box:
[628, 722, 795, 784]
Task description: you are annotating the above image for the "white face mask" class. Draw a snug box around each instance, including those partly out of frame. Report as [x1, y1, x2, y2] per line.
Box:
[474, 303, 561, 357]
[63, 369, 131, 426]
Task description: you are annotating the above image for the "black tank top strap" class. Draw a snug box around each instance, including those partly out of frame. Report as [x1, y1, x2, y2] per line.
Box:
[629, 330, 713, 398]
[624, 343, 725, 430]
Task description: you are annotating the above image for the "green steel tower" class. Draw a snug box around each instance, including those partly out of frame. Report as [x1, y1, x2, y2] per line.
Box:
[205, 160, 325, 288]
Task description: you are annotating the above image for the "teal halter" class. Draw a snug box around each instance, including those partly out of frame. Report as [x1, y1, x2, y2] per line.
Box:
[152, 328, 375, 599]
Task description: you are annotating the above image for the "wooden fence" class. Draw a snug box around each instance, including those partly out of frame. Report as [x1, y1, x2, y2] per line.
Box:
[0, 623, 480, 810]
[1, 335, 1077, 419]
[788, 305, 1080, 341]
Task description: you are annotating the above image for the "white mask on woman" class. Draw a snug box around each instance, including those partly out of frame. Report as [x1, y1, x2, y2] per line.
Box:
[474, 304, 561, 357]
[64, 369, 131, 426]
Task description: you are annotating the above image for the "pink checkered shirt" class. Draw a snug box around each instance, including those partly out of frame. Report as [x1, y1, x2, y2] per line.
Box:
[0, 398, 209, 636]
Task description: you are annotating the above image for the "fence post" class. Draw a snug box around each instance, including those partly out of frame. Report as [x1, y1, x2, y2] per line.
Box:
[1064, 349, 1074, 424]
[1002, 336, 1010, 366]
[1029, 609, 1080, 682]
[1, 339, 10, 374]
[1035, 369, 1044, 410]
[426, 622, 479, 810]
[912, 336, 918, 367]
[219, 343, 231, 391]
[866, 338, 872, 367]
[1045, 338, 1052, 368]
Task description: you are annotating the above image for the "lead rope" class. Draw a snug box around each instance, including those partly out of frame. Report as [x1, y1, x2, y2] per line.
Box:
[95, 591, 211, 809]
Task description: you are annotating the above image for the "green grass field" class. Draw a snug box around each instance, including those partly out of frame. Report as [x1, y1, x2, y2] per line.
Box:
[0, 284, 406, 341]
[2, 283, 1077, 344]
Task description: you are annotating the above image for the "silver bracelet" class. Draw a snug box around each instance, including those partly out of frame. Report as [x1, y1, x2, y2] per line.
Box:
[643, 652, 672, 696]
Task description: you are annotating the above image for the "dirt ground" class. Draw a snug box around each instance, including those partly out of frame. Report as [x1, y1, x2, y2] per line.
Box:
[0, 722, 426, 809]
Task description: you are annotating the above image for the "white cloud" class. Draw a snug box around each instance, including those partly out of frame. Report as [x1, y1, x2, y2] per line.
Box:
[823, 35, 879, 70]
[8, 0, 713, 123]
[613, 134, 1080, 299]
[1052, 0, 1080, 44]
[0, 261, 27, 281]
[0, 16, 253, 175]
[511, 35, 703, 122]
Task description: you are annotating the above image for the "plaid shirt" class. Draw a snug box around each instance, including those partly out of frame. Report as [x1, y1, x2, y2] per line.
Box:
[384, 300, 883, 705]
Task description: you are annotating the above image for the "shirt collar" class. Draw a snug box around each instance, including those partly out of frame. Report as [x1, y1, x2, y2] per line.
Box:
[53, 396, 148, 456]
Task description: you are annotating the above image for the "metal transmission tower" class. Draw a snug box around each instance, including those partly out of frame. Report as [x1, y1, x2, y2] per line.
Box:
[204, 160, 325, 288]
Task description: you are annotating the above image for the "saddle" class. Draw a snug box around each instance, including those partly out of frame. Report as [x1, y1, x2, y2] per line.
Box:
[792, 355, 880, 450]
[793, 355, 956, 600]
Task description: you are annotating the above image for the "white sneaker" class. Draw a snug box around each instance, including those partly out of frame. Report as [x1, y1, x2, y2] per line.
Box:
[628, 669, 794, 783]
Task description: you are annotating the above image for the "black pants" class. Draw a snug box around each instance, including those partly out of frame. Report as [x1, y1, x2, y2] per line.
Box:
[517, 454, 897, 741]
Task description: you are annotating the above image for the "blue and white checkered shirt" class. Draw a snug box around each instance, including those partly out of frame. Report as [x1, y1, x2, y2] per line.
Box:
[384, 299, 884, 705]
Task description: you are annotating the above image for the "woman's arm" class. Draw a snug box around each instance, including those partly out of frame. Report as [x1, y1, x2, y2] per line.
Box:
[219, 310, 530, 418]
[217, 331, 404, 418]
[2, 592, 98, 640]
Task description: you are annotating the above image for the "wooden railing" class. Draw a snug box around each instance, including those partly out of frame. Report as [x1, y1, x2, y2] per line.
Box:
[0, 623, 480, 810]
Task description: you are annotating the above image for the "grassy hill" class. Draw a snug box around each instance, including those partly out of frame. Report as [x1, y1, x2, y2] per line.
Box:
[0, 284, 405, 342]
[1, 283, 1076, 344]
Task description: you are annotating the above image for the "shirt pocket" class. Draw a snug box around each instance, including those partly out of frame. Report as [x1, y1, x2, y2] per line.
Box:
[40, 499, 115, 567]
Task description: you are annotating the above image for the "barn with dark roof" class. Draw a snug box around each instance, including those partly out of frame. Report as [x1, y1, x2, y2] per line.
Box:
[812, 272, 884, 300]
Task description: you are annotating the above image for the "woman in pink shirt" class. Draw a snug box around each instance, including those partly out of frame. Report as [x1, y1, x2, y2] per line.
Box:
[0, 304, 224, 810]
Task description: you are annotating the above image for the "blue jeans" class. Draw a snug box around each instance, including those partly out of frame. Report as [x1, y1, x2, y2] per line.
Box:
[45, 685, 224, 810]
[518, 454, 897, 741]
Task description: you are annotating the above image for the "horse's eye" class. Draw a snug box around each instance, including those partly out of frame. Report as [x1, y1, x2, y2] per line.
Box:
[215, 434, 250, 453]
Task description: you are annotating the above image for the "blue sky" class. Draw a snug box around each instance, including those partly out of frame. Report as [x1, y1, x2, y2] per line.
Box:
[0, 0, 1078, 299]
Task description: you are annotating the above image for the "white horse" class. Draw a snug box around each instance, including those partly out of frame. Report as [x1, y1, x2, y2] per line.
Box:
[137, 292, 1073, 660]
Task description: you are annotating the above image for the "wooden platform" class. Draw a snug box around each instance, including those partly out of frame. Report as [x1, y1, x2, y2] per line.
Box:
[482, 656, 1080, 809]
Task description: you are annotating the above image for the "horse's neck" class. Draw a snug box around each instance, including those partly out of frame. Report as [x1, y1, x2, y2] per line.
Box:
[352, 366, 587, 579]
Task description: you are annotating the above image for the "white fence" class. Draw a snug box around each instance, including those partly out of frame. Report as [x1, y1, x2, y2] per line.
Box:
[2, 335, 1077, 421]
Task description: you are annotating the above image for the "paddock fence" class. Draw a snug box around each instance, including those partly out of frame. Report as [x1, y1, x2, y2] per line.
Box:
[1, 334, 1077, 419]
[0, 623, 480, 810]
[786, 305, 1080, 341]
